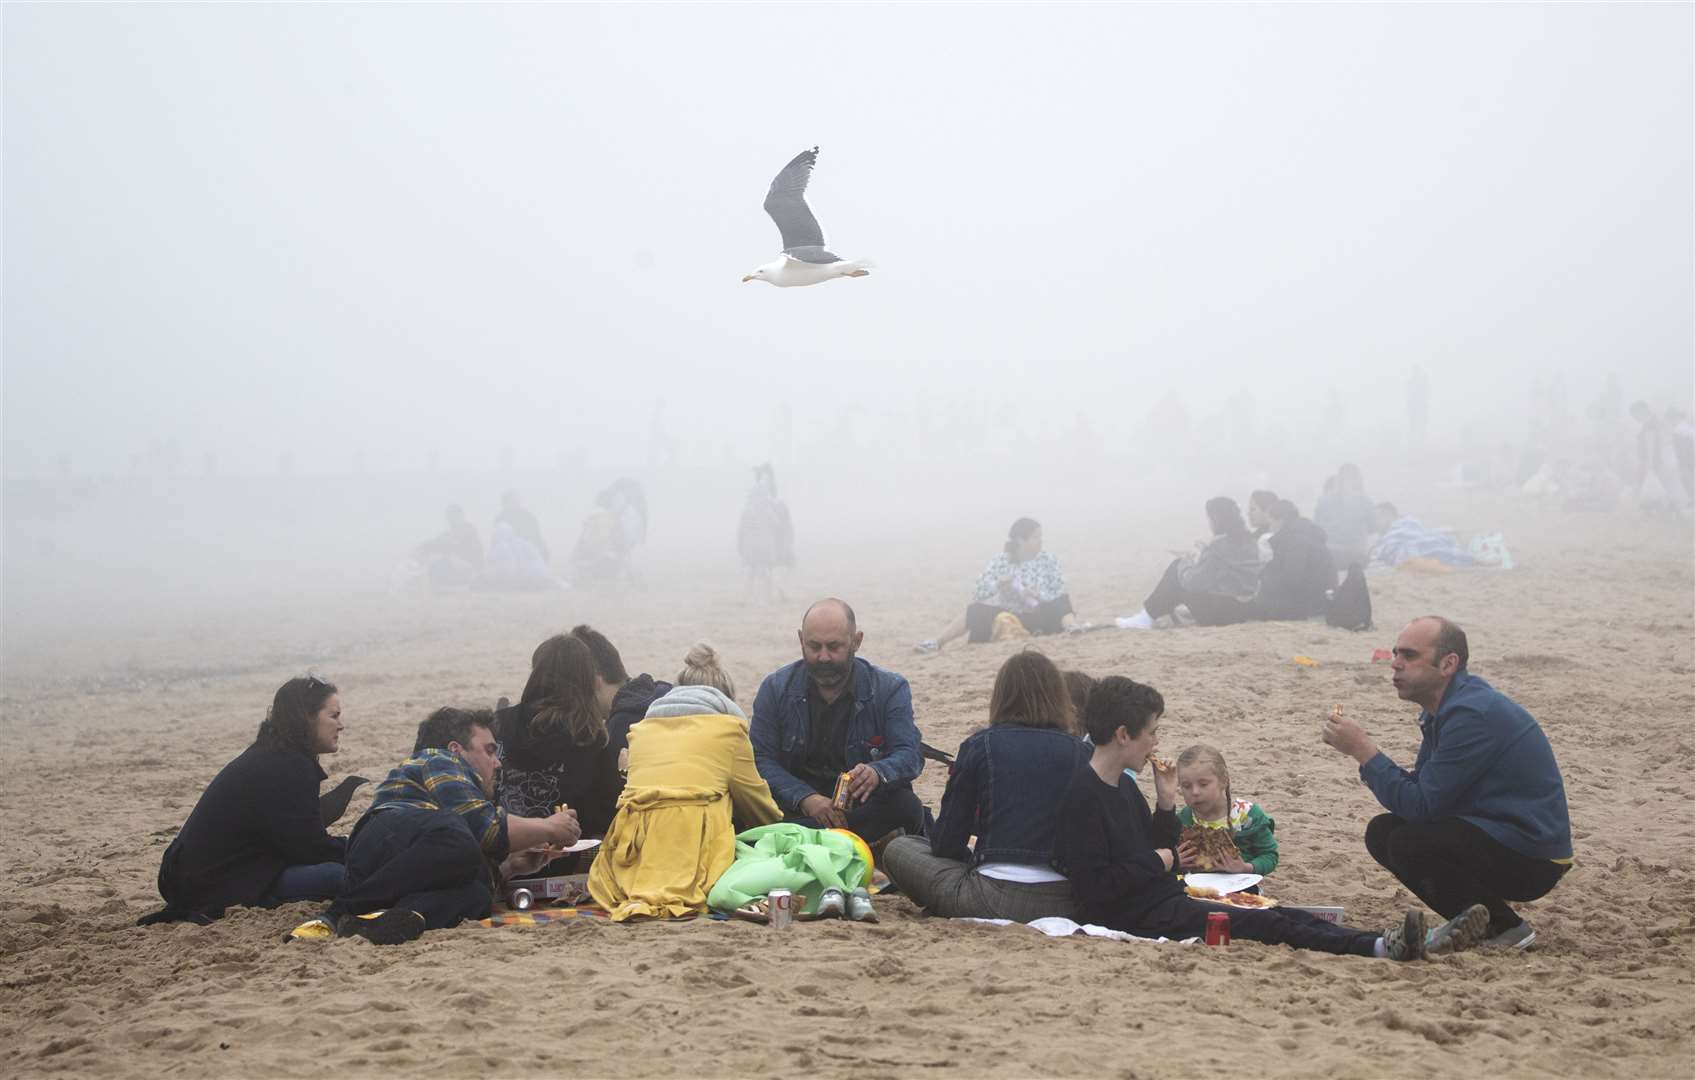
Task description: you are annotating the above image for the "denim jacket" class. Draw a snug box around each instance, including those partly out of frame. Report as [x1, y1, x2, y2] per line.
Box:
[749, 657, 925, 814]
[931, 724, 1090, 867]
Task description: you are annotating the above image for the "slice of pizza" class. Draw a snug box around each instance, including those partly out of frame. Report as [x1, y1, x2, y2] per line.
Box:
[1179, 824, 1241, 871]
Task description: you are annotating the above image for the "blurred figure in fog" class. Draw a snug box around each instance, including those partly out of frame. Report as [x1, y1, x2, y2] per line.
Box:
[1630, 401, 1693, 510]
[1247, 489, 1279, 561]
[573, 479, 649, 582]
[916, 518, 1077, 652]
[1665, 406, 1694, 506]
[738, 464, 795, 604]
[414, 505, 483, 588]
[1248, 499, 1335, 619]
[476, 522, 559, 592]
[496, 490, 549, 563]
[1313, 464, 1378, 569]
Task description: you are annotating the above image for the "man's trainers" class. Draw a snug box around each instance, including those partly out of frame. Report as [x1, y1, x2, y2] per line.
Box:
[1426, 904, 1492, 956]
[1485, 920, 1537, 951]
[814, 888, 847, 920]
[847, 887, 878, 923]
[1384, 908, 1427, 961]
[336, 909, 426, 945]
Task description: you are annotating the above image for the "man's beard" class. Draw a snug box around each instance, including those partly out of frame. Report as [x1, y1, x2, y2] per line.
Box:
[807, 655, 854, 689]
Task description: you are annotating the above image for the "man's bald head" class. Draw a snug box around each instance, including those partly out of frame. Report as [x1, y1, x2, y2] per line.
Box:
[798, 598, 862, 697]
[802, 597, 857, 635]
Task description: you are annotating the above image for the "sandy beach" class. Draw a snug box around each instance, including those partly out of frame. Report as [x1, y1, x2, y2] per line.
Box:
[3, 477, 1693, 1079]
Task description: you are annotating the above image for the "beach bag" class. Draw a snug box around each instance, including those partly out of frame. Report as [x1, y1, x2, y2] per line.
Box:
[991, 611, 1032, 641]
[1326, 562, 1373, 631]
[706, 823, 871, 915]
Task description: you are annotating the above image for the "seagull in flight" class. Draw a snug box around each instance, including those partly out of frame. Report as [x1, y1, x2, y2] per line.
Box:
[742, 146, 873, 287]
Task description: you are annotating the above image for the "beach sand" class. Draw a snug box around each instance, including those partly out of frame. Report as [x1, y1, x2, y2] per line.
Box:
[3, 487, 1693, 1078]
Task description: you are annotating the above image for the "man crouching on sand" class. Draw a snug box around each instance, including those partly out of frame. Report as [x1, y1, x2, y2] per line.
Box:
[327, 708, 579, 945]
[1322, 616, 1572, 951]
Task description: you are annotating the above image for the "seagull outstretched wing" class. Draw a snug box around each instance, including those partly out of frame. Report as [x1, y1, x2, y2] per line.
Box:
[762, 147, 839, 264]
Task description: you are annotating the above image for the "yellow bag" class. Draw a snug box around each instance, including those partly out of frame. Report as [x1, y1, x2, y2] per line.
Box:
[991, 611, 1032, 641]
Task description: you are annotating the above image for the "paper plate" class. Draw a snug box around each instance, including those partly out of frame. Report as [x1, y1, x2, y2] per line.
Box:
[1184, 872, 1262, 895]
[561, 838, 601, 854]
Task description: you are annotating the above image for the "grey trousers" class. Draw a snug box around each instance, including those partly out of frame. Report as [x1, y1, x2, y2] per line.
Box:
[882, 836, 1076, 922]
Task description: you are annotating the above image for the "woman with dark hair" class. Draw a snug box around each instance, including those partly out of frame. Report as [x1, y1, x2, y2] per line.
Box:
[148, 676, 349, 922]
[915, 518, 1076, 653]
[494, 634, 624, 870]
[1119, 497, 1261, 629]
[881, 650, 1090, 921]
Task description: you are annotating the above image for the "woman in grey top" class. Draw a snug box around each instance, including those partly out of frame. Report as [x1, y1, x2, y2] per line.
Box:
[1119, 497, 1261, 629]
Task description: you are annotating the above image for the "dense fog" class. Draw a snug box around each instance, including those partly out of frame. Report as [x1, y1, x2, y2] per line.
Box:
[4, 3, 1691, 648]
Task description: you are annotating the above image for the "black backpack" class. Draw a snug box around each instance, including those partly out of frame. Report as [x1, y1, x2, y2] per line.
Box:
[1327, 562, 1373, 630]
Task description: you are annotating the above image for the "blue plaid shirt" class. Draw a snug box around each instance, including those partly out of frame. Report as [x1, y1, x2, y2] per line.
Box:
[370, 749, 511, 860]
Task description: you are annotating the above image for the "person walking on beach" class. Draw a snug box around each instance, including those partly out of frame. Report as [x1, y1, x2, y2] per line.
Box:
[1322, 616, 1572, 950]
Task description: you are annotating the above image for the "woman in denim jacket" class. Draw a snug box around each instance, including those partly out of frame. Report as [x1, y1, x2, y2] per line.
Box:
[882, 650, 1089, 921]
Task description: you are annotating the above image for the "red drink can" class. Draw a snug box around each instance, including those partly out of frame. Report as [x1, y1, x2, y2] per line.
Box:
[1205, 911, 1231, 946]
[768, 888, 794, 930]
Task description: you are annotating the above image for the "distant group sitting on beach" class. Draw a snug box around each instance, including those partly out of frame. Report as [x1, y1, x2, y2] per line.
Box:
[146, 599, 1571, 960]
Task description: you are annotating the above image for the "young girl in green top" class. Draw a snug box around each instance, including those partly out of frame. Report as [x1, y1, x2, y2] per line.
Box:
[1175, 744, 1279, 876]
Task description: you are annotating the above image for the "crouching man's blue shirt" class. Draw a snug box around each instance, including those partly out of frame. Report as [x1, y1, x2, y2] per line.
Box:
[1359, 671, 1572, 862]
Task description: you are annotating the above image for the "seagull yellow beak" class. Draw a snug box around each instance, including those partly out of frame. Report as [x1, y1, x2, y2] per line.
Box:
[741, 275, 754, 283]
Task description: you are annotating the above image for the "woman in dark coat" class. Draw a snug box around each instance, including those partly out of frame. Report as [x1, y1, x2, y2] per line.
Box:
[151, 676, 349, 921]
[495, 634, 623, 874]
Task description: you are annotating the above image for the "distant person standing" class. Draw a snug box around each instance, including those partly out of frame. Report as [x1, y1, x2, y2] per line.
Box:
[1322, 617, 1571, 951]
[1630, 401, 1693, 509]
[737, 464, 795, 604]
[1667, 407, 1695, 504]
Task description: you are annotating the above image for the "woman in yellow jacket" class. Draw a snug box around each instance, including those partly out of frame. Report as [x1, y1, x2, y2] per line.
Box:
[588, 645, 782, 920]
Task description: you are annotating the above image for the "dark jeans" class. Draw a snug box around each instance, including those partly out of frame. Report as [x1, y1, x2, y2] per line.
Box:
[1135, 894, 1379, 956]
[1143, 560, 1252, 626]
[785, 783, 927, 843]
[1365, 814, 1568, 935]
[260, 862, 345, 905]
[333, 808, 494, 930]
[965, 595, 1076, 642]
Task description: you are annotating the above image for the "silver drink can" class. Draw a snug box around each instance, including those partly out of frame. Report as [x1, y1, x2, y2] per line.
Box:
[511, 887, 534, 911]
[768, 888, 794, 929]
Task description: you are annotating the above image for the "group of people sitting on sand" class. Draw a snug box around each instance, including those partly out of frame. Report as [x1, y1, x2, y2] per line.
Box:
[147, 598, 1571, 959]
[402, 480, 649, 593]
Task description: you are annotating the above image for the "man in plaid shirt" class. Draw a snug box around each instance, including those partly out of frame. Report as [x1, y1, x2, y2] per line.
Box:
[329, 707, 579, 944]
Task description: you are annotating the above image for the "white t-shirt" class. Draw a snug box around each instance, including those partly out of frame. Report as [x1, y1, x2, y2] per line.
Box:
[978, 862, 1068, 884]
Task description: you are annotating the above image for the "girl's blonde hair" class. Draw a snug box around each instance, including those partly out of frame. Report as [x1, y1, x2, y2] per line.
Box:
[1176, 743, 1234, 826]
[676, 642, 735, 699]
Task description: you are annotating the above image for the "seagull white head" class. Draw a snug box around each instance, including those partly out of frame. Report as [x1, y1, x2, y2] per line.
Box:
[741, 258, 785, 285]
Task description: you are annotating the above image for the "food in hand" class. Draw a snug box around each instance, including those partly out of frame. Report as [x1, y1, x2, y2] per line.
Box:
[1179, 825, 1241, 871]
[1151, 755, 1176, 776]
[1332, 704, 1344, 720]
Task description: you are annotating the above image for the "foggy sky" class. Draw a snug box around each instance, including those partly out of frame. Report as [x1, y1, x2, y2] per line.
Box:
[5, 2, 1692, 477]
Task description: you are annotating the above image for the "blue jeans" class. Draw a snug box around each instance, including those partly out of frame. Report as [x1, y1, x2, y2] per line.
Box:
[261, 862, 345, 905]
